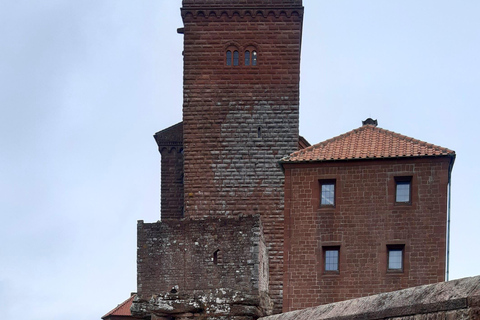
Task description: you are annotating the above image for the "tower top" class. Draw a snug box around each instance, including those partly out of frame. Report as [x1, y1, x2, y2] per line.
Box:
[182, 0, 302, 8]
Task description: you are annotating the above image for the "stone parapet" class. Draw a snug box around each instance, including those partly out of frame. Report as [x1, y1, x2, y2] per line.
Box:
[261, 276, 480, 320]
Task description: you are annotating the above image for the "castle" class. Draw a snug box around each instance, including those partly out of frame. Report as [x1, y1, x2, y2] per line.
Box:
[103, 1, 455, 319]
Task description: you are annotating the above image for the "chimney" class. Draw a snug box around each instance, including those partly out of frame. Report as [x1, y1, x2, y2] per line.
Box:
[362, 118, 378, 127]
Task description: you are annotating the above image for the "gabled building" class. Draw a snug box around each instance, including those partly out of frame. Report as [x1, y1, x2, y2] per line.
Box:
[281, 119, 455, 311]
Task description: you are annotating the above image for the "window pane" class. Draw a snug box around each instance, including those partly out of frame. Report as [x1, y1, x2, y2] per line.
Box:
[252, 51, 257, 65]
[233, 50, 239, 66]
[321, 183, 335, 205]
[245, 51, 250, 65]
[325, 250, 339, 271]
[388, 249, 403, 270]
[396, 181, 410, 202]
[226, 51, 232, 66]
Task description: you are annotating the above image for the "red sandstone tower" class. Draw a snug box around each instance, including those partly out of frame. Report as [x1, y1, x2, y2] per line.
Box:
[181, 0, 303, 313]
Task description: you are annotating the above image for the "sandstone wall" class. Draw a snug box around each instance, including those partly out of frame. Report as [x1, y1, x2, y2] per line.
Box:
[282, 157, 451, 311]
[154, 122, 184, 220]
[134, 215, 271, 319]
[261, 276, 480, 320]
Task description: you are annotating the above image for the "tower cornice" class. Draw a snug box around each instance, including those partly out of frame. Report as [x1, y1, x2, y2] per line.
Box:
[181, 7, 304, 19]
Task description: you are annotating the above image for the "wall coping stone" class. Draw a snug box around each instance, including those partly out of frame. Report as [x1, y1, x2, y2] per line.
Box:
[261, 276, 480, 320]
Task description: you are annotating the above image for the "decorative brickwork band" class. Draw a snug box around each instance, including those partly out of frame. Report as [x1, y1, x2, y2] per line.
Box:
[181, 8, 304, 19]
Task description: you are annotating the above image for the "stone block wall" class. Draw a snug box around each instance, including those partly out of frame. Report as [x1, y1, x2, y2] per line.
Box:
[261, 276, 480, 320]
[282, 157, 451, 311]
[133, 215, 271, 319]
[154, 122, 184, 220]
[180, 2, 303, 312]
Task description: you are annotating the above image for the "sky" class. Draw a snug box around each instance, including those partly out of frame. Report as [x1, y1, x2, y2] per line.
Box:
[1, 1, 479, 319]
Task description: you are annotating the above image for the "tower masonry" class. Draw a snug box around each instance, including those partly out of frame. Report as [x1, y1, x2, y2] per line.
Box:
[181, 0, 303, 313]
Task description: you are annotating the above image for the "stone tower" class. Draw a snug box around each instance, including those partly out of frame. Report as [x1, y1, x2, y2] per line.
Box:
[180, 0, 304, 313]
[133, 1, 304, 318]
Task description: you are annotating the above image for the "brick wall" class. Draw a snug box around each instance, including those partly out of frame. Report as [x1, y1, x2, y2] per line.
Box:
[181, 2, 303, 313]
[134, 215, 271, 318]
[154, 122, 184, 220]
[282, 157, 451, 311]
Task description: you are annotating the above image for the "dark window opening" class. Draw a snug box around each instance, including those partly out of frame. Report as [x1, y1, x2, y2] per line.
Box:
[226, 51, 232, 66]
[213, 249, 222, 265]
[245, 50, 250, 65]
[257, 127, 262, 138]
[233, 50, 239, 66]
[252, 51, 257, 65]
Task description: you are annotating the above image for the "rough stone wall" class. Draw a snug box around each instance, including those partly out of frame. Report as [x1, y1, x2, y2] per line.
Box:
[282, 157, 451, 311]
[181, 2, 303, 313]
[154, 122, 184, 220]
[260, 276, 480, 320]
[134, 215, 271, 319]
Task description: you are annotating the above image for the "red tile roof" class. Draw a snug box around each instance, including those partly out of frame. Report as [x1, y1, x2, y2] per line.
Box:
[102, 294, 136, 319]
[283, 124, 455, 163]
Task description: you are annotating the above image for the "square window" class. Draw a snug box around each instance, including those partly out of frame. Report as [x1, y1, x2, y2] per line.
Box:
[387, 245, 404, 271]
[395, 177, 411, 203]
[324, 247, 339, 272]
[320, 180, 335, 206]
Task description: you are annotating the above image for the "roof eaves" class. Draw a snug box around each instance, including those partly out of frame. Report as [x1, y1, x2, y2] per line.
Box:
[280, 152, 456, 165]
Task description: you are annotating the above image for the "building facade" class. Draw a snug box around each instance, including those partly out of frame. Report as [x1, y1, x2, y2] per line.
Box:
[123, 1, 455, 319]
[281, 120, 455, 311]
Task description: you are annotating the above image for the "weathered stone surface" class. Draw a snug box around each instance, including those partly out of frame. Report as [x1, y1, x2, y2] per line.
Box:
[132, 288, 264, 319]
[260, 276, 480, 320]
[134, 215, 272, 319]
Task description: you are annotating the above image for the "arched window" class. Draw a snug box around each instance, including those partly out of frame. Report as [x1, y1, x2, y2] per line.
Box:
[233, 50, 239, 66]
[245, 50, 251, 66]
[252, 50, 257, 66]
[226, 50, 232, 66]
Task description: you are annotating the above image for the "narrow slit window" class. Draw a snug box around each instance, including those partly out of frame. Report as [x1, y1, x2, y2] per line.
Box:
[226, 51, 232, 66]
[252, 51, 257, 65]
[245, 50, 250, 65]
[257, 127, 262, 138]
[233, 50, 239, 66]
[213, 249, 222, 265]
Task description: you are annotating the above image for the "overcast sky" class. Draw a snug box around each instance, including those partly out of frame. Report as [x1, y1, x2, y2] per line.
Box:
[1, 1, 479, 319]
